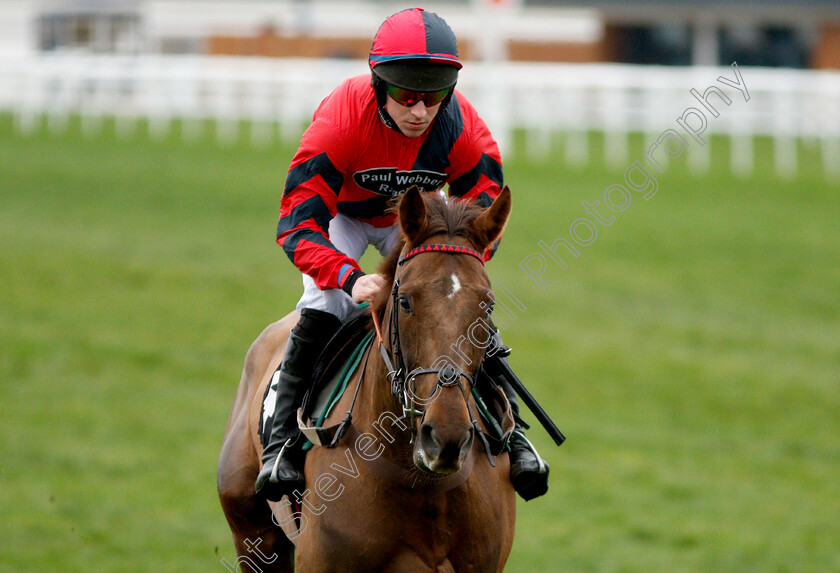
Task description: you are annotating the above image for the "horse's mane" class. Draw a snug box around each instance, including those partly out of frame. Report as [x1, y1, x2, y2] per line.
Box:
[372, 192, 485, 316]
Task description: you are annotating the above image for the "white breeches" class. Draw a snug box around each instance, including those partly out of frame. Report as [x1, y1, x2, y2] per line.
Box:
[295, 213, 401, 320]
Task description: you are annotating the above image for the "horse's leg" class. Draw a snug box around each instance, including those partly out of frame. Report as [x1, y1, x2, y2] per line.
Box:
[218, 315, 300, 572]
[218, 416, 294, 572]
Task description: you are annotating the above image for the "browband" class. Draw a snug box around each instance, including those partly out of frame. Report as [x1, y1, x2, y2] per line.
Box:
[398, 243, 485, 266]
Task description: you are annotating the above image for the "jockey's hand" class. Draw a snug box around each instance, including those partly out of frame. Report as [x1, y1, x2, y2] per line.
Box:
[351, 273, 386, 304]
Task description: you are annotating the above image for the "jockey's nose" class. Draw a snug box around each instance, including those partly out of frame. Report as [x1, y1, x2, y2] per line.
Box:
[410, 101, 428, 118]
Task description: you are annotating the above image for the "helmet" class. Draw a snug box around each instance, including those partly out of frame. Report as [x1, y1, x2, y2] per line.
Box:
[369, 8, 461, 92]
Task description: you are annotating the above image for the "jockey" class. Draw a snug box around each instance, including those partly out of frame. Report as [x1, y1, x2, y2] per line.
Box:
[256, 7, 550, 502]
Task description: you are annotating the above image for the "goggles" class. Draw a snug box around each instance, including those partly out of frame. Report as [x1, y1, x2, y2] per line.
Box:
[386, 84, 452, 108]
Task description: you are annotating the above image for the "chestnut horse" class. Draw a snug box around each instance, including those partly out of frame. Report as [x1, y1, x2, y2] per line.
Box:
[218, 186, 516, 572]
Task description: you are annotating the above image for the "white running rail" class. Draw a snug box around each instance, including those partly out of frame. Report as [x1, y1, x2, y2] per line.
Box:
[1, 53, 838, 178]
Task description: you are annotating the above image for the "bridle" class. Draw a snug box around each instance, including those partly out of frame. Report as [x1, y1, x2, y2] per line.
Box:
[371, 242, 490, 443]
[300, 238, 508, 476]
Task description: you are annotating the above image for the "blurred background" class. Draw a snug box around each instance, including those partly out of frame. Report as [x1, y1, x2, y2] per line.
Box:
[1, 1, 838, 572]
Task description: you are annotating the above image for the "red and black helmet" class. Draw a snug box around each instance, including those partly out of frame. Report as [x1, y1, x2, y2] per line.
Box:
[369, 8, 462, 93]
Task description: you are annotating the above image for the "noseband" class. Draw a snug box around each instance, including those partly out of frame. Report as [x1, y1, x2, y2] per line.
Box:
[373, 243, 486, 439]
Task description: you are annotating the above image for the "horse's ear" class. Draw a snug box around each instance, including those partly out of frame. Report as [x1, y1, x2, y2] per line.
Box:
[399, 185, 427, 243]
[474, 186, 512, 247]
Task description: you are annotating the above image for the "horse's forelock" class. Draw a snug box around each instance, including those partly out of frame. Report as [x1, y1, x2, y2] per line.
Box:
[423, 193, 484, 246]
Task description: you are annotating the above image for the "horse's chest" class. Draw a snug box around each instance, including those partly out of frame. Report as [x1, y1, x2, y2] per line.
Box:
[299, 482, 496, 572]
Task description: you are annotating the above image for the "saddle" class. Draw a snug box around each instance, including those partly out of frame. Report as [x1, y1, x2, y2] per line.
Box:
[297, 306, 375, 448]
[259, 305, 515, 456]
[258, 306, 373, 451]
[311, 306, 374, 396]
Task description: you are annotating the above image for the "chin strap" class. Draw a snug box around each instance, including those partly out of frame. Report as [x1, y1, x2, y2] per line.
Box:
[371, 73, 402, 134]
[376, 104, 402, 134]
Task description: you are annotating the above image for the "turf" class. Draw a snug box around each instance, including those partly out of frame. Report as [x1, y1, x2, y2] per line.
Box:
[1, 114, 838, 572]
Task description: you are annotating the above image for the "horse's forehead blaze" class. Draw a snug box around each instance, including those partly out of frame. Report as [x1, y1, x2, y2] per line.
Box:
[447, 273, 461, 300]
[410, 264, 485, 307]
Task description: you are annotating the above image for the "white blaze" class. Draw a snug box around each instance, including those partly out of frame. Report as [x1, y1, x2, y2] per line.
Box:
[448, 274, 461, 299]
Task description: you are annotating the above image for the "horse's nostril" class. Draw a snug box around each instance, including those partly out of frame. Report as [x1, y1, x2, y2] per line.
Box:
[420, 423, 440, 457]
[419, 423, 473, 469]
[458, 427, 473, 450]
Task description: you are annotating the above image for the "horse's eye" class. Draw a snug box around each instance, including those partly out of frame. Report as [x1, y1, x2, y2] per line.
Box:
[398, 296, 413, 314]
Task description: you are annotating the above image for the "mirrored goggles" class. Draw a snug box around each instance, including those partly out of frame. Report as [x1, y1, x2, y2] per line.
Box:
[386, 84, 452, 107]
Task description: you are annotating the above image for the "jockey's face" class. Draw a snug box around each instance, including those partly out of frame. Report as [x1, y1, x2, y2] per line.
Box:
[385, 95, 442, 138]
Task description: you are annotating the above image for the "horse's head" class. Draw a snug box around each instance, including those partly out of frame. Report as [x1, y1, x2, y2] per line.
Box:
[374, 185, 511, 475]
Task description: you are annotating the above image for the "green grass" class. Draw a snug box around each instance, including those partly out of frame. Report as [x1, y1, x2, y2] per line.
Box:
[1, 114, 838, 572]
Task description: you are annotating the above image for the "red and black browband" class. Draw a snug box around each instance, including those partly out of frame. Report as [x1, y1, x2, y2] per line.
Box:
[398, 243, 485, 266]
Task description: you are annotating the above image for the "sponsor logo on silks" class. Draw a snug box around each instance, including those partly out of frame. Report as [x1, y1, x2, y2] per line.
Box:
[353, 168, 447, 196]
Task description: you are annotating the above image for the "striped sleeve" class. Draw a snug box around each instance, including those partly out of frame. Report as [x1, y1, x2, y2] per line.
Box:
[447, 97, 505, 259]
[447, 96, 503, 208]
[276, 115, 361, 291]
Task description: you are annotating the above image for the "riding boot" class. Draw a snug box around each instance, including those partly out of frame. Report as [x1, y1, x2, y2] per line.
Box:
[501, 382, 550, 501]
[483, 333, 550, 502]
[255, 308, 341, 501]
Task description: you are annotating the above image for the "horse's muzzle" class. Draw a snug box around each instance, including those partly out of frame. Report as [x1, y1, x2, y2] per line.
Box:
[416, 423, 474, 474]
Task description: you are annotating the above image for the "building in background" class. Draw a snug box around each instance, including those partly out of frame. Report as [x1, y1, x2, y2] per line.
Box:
[1, 0, 837, 181]
[1, 0, 838, 69]
[542, 0, 840, 69]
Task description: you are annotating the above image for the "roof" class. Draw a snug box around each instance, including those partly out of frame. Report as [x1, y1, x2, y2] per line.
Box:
[525, 0, 840, 24]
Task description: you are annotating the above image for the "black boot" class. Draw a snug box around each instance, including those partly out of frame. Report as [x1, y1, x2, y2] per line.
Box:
[255, 308, 341, 501]
[505, 397, 550, 501]
[483, 335, 550, 502]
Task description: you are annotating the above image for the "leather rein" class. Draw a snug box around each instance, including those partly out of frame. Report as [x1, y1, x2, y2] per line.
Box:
[369, 243, 500, 462]
[301, 241, 502, 491]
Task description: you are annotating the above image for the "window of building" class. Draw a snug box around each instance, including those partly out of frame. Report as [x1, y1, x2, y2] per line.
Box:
[38, 12, 141, 54]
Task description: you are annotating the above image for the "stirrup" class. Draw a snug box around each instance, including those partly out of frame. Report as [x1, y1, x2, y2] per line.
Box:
[511, 430, 548, 474]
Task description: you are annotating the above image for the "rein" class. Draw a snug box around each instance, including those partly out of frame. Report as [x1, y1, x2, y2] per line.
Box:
[369, 242, 499, 463]
[299, 240, 507, 491]
[373, 243, 483, 426]
[384, 277, 474, 435]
